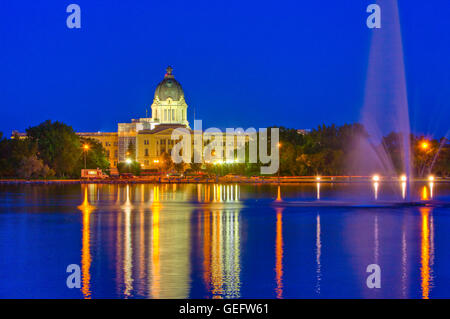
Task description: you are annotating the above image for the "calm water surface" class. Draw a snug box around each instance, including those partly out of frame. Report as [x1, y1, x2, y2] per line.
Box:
[0, 182, 449, 299]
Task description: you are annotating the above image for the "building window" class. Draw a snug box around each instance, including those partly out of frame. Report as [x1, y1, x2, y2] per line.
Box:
[145, 148, 148, 156]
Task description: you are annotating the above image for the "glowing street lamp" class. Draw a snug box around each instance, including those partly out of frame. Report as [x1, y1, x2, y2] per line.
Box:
[316, 176, 321, 181]
[428, 175, 435, 182]
[400, 175, 407, 182]
[125, 158, 132, 165]
[372, 175, 380, 182]
[277, 143, 282, 182]
[421, 141, 429, 150]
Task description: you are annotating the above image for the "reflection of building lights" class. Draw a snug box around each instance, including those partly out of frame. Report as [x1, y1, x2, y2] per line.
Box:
[401, 175, 407, 182]
[316, 182, 320, 200]
[429, 182, 434, 199]
[421, 186, 429, 201]
[401, 182, 406, 200]
[373, 182, 379, 200]
[419, 207, 433, 299]
[372, 175, 380, 182]
[275, 208, 283, 299]
[428, 175, 434, 182]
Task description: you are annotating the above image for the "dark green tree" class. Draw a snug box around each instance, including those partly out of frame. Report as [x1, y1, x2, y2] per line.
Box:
[26, 120, 81, 177]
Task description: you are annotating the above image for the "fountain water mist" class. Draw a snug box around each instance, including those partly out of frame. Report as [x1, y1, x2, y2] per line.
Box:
[352, 0, 412, 199]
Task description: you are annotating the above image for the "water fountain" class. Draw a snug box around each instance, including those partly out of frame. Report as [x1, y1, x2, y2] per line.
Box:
[350, 0, 413, 200]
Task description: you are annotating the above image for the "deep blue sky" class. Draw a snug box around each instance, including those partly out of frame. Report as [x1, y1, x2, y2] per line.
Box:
[1, 0, 449, 137]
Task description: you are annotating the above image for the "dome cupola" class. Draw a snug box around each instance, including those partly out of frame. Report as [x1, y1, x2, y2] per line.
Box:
[154, 66, 184, 101]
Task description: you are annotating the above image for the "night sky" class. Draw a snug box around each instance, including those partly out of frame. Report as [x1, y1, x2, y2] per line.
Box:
[1, 0, 449, 137]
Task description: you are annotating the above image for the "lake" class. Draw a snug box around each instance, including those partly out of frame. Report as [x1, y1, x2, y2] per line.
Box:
[0, 182, 449, 298]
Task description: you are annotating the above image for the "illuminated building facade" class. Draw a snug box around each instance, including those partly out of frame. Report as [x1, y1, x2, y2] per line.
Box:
[74, 66, 190, 169]
[12, 66, 251, 170]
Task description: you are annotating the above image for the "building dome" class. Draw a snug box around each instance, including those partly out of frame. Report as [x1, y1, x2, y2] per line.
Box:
[154, 66, 184, 101]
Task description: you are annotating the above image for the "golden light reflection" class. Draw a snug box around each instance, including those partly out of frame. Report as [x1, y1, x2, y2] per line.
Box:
[150, 186, 161, 298]
[211, 210, 223, 298]
[421, 186, 429, 201]
[137, 207, 146, 296]
[203, 209, 241, 299]
[198, 184, 240, 203]
[275, 207, 284, 299]
[146, 184, 192, 299]
[420, 207, 434, 299]
[276, 185, 282, 202]
[202, 211, 211, 289]
[78, 186, 94, 299]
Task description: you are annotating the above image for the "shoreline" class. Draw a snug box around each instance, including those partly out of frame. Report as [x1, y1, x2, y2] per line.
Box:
[0, 177, 448, 185]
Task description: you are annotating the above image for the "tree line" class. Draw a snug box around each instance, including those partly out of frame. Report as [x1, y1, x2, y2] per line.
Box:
[0, 120, 448, 179]
[0, 120, 109, 179]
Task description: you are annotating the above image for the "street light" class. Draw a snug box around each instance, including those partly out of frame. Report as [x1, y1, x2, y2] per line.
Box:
[125, 158, 132, 164]
[277, 142, 281, 183]
[82, 144, 89, 169]
[421, 141, 429, 150]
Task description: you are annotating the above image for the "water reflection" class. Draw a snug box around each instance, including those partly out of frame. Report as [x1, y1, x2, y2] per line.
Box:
[67, 183, 447, 299]
[78, 185, 94, 299]
[420, 207, 434, 299]
[276, 185, 282, 202]
[373, 181, 379, 200]
[198, 184, 240, 203]
[274, 207, 284, 299]
[429, 182, 434, 199]
[401, 223, 407, 298]
[316, 182, 321, 200]
[401, 181, 407, 200]
[315, 213, 322, 295]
